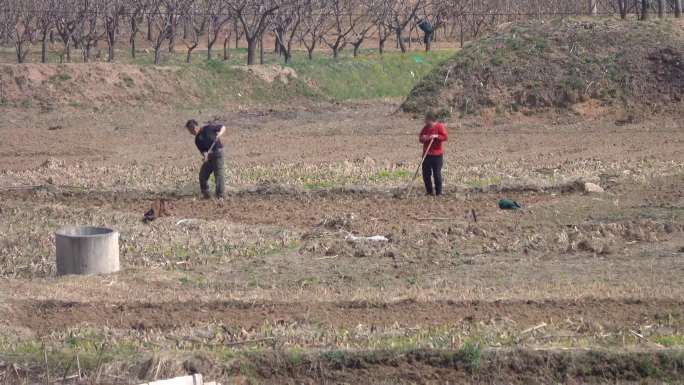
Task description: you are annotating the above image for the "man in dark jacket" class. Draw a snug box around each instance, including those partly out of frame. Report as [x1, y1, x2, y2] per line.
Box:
[417, 19, 434, 52]
[186, 119, 226, 199]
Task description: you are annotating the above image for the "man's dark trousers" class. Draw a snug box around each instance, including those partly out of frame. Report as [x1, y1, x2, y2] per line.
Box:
[422, 154, 443, 196]
[199, 151, 225, 198]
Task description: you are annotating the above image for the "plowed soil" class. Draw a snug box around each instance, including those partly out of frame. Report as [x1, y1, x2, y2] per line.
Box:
[6, 298, 684, 334]
[1, 99, 683, 384]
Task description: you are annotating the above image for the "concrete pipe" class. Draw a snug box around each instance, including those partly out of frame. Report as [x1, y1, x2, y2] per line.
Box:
[55, 226, 120, 276]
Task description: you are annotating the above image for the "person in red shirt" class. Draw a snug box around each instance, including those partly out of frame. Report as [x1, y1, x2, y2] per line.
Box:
[419, 111, 448, 196]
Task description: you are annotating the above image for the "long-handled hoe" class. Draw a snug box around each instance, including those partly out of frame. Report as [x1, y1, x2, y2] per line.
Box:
[202, 137, 219, 163]
[403, 137, 435, 198]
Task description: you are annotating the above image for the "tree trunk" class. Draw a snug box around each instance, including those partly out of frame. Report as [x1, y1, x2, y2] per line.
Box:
[259, 35, 264, 64]
[676, 0, 683, 17]
[147, 17, 153, 41]
[64, 41, 71, 62]
[41, 33, 49, 63]
[154, 47, 162, 65]
[223, 37, 231, 61]
[246, 37, 257, 65]
[641, 0, 650, 20]
[618, 0, 628, 19]
[83, 42, 92, 63]
[274, 32, 281, 55]
[379, 38, 386, 55]
[16, 43, 26, 64]
[168, 21, 176, 53]
[657, 0, 665, 17]
[588, 0, 598, 15]
[396, 29, 406, 53]
[107, 29, 116, 62]
[108, 43, 115, 62]
[130, 34, 137, 58]
[407, 26, 412, 50]
[353, 43, 360, 57]
[187, 45, 197, 63]
[207, 38, 215, 61]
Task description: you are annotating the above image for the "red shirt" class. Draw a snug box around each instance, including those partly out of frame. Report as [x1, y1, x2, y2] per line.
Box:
[419, 122, 448, 156]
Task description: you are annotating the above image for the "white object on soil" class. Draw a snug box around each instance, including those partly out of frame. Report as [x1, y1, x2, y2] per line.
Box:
[345, 233, 389, 242]
[137, 374, 220, 385]
[583, 182, 604, 193]
[176, 218, 199, 226]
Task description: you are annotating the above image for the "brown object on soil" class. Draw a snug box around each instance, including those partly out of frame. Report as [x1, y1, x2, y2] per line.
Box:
[143, 199, 170, 223]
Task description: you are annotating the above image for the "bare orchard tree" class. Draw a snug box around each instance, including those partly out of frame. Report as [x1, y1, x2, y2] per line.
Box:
[439, 0, 464, 47]
[588, 0, 598, 14]
[385, 0, 423, 53]
[675, 0, 683, 17]
[72, 1, 103, 62]
[223, 26, 232, 59]
[617, 0, 629, 18]
[462, 0, 498, 42]
[54, 0, 80, 62]
[641, 0, 650, 19]
[128, 0, 147, 59]
[0, 2, 10, 53]
[104, 0, 127, 61]
[298, 0, 330, 60]
[0, 0, 6, 44]
[271, 0, 303, 63]
[349, 24, 374, 57]
[205, 0, 232, 61]
[373, 0, 393, 54]
[229, 0, 280, 65]
[181, 0, 208, 62]
[36, 0, 58, 63]
[165, 0, 192, 53]
[0, 6, 6, 47]
[321, 0, 362, 59]
[148, 0, 175, 64]
[6, 0, 37, 63]
[348, 0, 375, 57]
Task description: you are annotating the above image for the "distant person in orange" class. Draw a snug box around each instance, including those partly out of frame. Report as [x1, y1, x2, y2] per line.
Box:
[419, 111, 448, 196]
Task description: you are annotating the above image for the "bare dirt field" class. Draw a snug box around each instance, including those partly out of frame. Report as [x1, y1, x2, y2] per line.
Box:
[1, 98, 684, 384]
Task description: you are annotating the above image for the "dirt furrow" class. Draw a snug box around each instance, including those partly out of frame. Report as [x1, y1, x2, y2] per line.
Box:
[6, 298, 682, 333]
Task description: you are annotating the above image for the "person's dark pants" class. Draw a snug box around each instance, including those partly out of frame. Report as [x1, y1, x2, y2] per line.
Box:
[199, 151, 225, 198]
[422, 154, 443, 196]
[424, 32, 433, 51]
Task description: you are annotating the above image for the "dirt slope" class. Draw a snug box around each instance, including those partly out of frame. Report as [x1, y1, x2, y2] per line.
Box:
[402, 18, 684, 116]
[0, 62, 312, 108]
